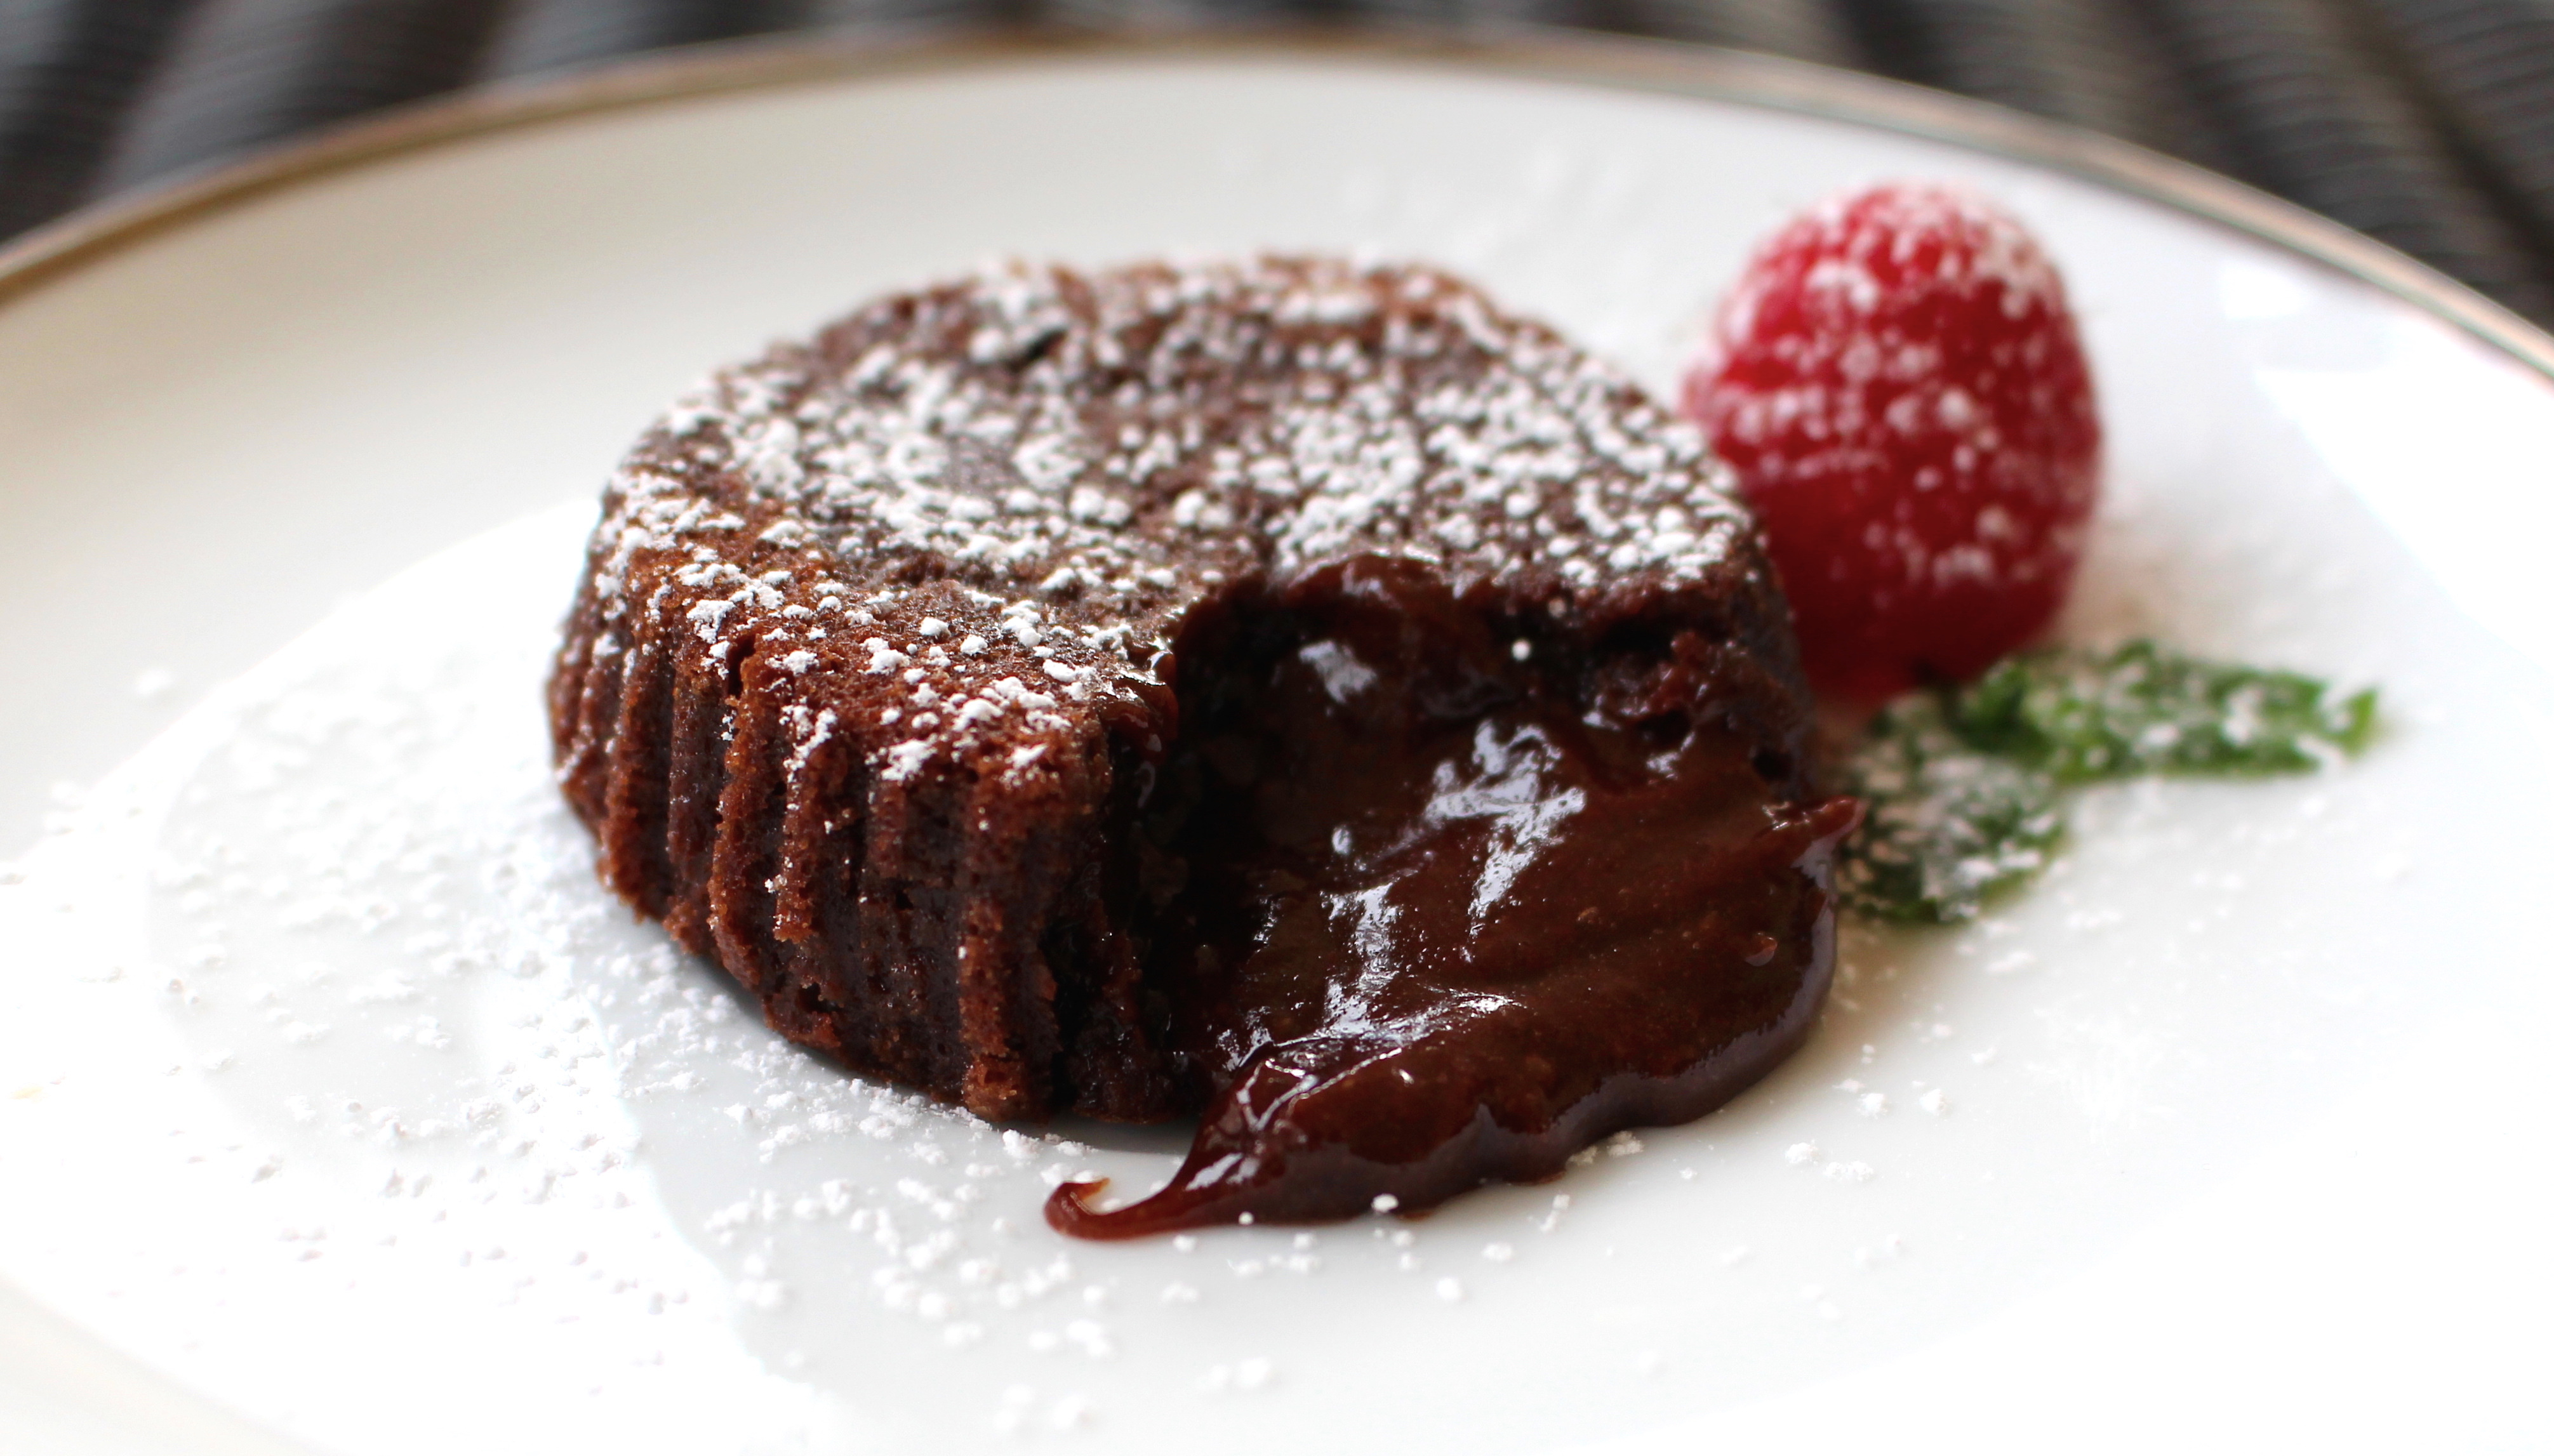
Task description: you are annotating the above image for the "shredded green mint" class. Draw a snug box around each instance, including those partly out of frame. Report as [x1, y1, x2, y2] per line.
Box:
[1836, 640, 2377, 924]
[1949, 640, 2379, 781]
[1837, 695, 2065, 925]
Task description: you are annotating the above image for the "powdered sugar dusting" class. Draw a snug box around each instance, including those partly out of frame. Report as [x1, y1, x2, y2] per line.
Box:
[570, 257, 1750, 797]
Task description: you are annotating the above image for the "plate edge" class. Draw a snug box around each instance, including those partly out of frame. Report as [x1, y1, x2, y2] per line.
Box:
[2, 23, 2550, 385]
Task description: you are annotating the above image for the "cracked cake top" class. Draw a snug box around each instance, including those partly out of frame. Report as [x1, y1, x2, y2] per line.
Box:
[574, 256, 1761, 784]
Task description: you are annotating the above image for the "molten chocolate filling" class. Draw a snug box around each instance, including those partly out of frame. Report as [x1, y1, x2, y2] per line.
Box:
[1048, 556, 1858, 1237]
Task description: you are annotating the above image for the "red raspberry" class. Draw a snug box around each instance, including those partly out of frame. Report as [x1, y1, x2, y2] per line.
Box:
[1685, 183, 2101, 703]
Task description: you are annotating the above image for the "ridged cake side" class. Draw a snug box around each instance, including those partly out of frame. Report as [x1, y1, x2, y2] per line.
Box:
[552, 566, 1165, 1122]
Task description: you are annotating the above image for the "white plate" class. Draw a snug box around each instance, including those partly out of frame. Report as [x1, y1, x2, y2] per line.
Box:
[3, 36, 2551, 1456]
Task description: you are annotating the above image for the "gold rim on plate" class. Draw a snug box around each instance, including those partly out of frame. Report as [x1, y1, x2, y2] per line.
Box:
[3, 24, 2550, 383]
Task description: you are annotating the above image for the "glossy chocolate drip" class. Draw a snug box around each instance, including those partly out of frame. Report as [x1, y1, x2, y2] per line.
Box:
[1048, 557, 1858, 1236]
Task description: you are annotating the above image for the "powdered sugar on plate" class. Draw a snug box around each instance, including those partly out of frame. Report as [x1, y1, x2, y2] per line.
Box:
[0, 478, 2525, 1455]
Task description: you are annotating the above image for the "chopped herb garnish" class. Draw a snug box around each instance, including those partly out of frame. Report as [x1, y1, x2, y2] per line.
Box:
[1837, 694, 2064, 924]
[1949, 640, 2379, 781]
[1836, 640, 2378, 924]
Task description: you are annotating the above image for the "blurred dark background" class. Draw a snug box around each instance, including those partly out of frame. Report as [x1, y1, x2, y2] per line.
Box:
[5, 0, 2554, 324]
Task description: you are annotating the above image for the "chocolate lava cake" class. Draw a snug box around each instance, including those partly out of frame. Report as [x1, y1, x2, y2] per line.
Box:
[549, 257, 1858, 1234]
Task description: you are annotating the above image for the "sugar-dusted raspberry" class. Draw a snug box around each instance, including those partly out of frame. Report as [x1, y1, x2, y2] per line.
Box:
[1685, 183, 2101, 703]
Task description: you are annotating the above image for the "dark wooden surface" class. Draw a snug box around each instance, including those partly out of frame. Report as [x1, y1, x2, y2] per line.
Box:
[6, 0, 2554, 323]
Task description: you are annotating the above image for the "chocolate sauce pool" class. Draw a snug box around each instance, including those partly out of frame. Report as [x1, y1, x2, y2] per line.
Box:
[1049, 557, 1858, 1237]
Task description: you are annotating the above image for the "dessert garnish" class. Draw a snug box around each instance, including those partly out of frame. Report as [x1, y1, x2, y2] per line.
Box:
[1684, 182, 2102, 704]
[1837, 640, 2379, 923]
[1684, 184, 2378, 925]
